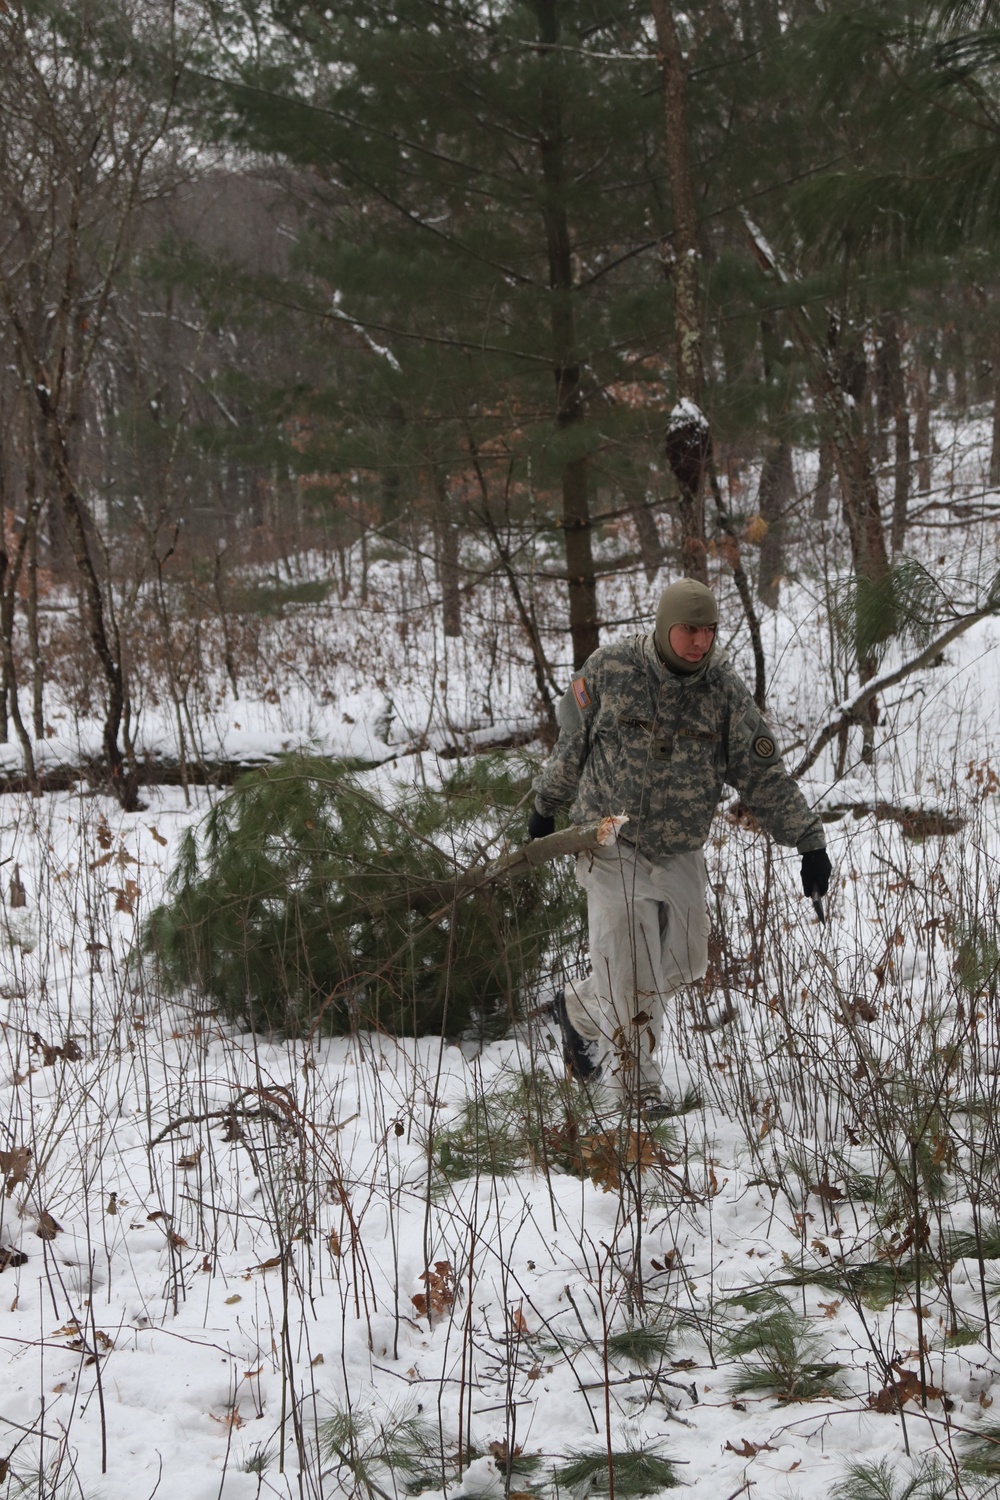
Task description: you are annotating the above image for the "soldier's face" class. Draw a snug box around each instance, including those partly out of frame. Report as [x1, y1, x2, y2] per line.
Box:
[668, 622, 716, 662]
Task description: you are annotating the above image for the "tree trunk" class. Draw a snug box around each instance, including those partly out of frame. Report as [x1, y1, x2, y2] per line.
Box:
[874, 323, 893, 466]
[0, 445, 37, 790]
[756, 312, 794, 610]
[913, 362, 931, 494]
[990, 335, 1000, 488]
[827, 334, 891, 591]
[35, 389, 137, 809]
[883, 317, 911, 556]
[534, 0, 599, 670]
[946, 326, 967, 411]
[650, 0, 708, 582]
[630, 491, 664, 583]
[813, 438, 835, 520]
[433, 470, 461, 639]
[26, 500, 43, 741]
[755, 439, 795, 609]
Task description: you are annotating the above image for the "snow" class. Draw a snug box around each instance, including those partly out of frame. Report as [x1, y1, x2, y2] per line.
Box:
[2, 430, 1000, 1498]
[667, 397, 709, 433]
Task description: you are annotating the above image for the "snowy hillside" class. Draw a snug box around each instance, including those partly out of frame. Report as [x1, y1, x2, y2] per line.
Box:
[3, 441, 1000, 1500]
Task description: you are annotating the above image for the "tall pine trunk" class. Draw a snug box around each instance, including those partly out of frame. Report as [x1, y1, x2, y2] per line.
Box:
[433, 471, 461, 639]
[650, 0, 708, 583]
[913, 362, 932, 494]
[756, 440, 794, 609]
[535, 0, 598, 671]
[630, 490, 664, 583]
[813, 438, 835, 520]
[882, 317, 911, 555]
[990, 333, 1000, 488]
[651, 0, 766, 708]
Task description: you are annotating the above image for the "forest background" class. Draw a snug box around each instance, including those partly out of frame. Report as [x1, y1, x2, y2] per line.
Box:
[5, 0, 1000, 799]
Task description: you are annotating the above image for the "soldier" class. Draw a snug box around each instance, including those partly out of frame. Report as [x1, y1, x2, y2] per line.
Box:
[528, 578, 831, 1111]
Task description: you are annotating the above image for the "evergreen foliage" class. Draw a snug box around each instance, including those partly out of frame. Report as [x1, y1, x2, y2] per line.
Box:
[834, 561, 997, 673]
[554, 1443, 681, 1495]
[829, 1458, 958, 1500]
[722, 1293, 845, 1402]
[960, 1420, 1000, 1478]
[143, 752, 584, 1037]
[319, 1404, 444, 1493]
[433, 1071, 679, 1182]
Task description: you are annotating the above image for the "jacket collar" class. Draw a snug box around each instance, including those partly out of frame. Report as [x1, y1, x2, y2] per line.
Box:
[643, 631, 722, 685]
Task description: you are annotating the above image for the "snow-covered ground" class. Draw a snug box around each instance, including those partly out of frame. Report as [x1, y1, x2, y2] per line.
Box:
[3, 446, 1000, 1500]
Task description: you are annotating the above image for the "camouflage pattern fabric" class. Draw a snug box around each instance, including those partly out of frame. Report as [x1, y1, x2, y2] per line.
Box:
[533, 633, 825, 858]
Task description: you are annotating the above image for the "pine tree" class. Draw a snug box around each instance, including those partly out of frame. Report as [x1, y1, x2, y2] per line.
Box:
[179, 1, 701, 669]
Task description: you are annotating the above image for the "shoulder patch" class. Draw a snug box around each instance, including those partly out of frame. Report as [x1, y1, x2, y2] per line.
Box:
[572, 676, 591, 709]
[753, 734, 776, 760]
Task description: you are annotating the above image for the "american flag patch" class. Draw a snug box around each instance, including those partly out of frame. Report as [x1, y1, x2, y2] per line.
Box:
[572, 677, 591, 709]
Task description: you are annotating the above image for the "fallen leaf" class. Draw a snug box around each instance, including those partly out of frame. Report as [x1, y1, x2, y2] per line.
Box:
[413, 1261, 455, 1318]
[489, 1439, 523, 1463]
[510, 1304, 530, 1334]
[224, 1295, 242, 1305]
[35, 1211, 63, 1240]
[808, 1176, 846, 1203]
[111, 878, 140, 914]
[0, 1145, 31, 1194]
[210, 1406, 245, 1431]
[148, 826, 168, 846]
[725, 1438, 776, 1458]
[819, 1300, 842, 1319]
[870, 1366, 945, 1413]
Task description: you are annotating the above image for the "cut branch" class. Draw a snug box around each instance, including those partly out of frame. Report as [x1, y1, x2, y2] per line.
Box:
[411, 815, 629, 917]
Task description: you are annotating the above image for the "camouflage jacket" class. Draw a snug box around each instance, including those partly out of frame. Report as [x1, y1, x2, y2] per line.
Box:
[533, 633, 825, 859]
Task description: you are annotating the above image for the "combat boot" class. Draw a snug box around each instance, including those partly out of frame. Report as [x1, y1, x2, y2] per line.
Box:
[547, 989, 602, 1080]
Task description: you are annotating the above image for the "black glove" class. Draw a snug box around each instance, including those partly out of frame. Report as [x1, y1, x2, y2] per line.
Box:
[527, 808, 556, 841]
[800, 848, 832, 898]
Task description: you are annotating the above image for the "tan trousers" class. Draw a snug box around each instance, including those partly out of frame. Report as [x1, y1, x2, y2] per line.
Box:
[565, 843, 709, 1099]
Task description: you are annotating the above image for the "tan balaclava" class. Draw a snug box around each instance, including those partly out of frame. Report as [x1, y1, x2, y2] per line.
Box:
[654, 579, 719, 675]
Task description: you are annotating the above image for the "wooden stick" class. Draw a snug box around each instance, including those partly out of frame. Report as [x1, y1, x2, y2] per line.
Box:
[408, 815, 630, 915]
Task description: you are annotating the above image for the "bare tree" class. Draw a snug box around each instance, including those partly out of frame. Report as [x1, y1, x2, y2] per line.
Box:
[0, 0, 183, 806]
